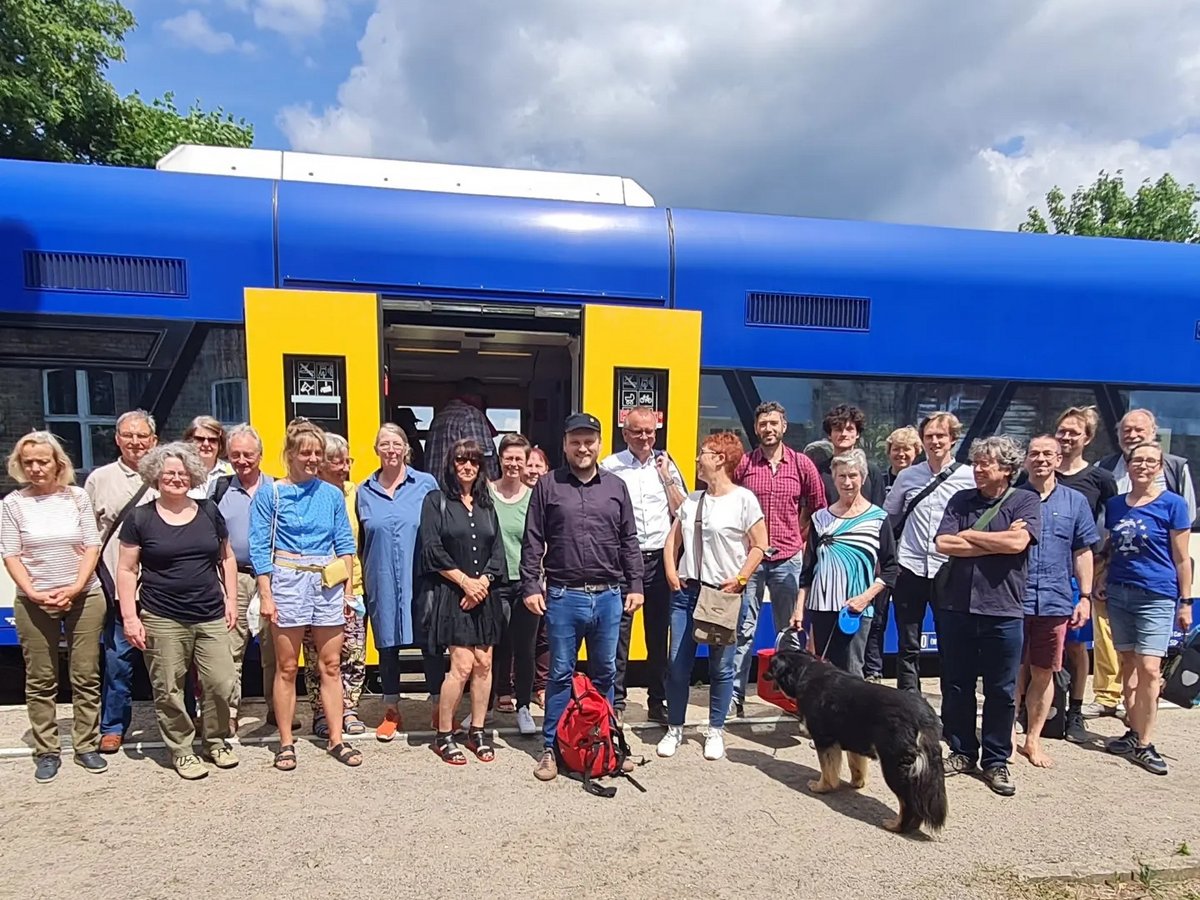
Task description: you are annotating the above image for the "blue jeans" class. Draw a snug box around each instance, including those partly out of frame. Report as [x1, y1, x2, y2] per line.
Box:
[732, 552, 803, 703]
[101, 611, 137, 736]
[666, 584, 737, 728]
[542, 585, 622, 749]
[938, 609, 1023, 771]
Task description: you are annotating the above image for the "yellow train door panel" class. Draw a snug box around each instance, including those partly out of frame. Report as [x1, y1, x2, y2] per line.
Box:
[244, 287, 384, 663]
[580, 304, 702, 661]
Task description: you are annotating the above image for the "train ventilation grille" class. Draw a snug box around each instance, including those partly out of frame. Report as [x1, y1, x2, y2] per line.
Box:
[745, 291, 870, 331]
[24, 251, 188, 297]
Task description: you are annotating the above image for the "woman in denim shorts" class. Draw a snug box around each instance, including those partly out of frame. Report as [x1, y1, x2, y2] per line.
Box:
[1101, 441, 1193, 775]
[250, 420, 360, 771]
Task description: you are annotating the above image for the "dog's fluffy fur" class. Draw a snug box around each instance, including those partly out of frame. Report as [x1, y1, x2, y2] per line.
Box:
[765, 648, 947, 834]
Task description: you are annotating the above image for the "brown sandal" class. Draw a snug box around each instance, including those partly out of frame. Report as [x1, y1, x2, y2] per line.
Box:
[273, 744, 297, 771]
[327, 742, 362, 767]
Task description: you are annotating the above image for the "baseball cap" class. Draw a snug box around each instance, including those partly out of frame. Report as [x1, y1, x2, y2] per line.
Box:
[563, 412, 602, 434]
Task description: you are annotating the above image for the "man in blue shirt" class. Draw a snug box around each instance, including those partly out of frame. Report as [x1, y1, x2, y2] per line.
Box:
[1016, 435, 1098, 766]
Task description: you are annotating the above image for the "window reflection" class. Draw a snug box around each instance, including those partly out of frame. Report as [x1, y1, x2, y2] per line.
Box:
[698, 374, 745, 442]
[997, 385, 1116, 461]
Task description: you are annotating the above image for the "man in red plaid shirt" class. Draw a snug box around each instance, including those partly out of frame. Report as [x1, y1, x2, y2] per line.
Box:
[729, 401, 826, 717]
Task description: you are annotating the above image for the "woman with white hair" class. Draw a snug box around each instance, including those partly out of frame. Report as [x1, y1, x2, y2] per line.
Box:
[2, 431, 106, 783]
[116, 442, 239, 780]
[790, 449, 898, 677]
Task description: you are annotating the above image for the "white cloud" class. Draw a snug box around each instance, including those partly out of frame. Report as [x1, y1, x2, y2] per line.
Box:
[252, 0, 333, 37]
[162, 9, 255, 54]
[279, 1, 1200, 230]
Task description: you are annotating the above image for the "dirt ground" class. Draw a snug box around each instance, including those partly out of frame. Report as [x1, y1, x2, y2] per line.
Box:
[0, 683, 1196, 900]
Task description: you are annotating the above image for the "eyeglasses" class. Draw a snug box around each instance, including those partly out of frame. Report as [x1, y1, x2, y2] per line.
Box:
[454, 456, 481, 465]
[625, 428, 655, 438]
[1128, 457, 1160, 468]
[118, 431, 153, 440]
[192, 436, 219, 445]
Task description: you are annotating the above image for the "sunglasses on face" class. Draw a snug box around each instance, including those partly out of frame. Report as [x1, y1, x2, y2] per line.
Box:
[454, 456, 481, 465]
[192, 436, 219, 445]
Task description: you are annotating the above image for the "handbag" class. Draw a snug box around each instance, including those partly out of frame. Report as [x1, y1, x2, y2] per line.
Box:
[271, 482, 350, 588]
[690, 493, 743, 646]
[932, 487, 1014, 606]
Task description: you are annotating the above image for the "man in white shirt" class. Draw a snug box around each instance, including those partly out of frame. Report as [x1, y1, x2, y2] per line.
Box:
[883, 411, 977, 692]
[600, 407, 685, 724]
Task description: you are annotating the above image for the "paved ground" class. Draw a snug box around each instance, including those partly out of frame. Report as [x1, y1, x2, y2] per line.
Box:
[0, 682, 1196, 900]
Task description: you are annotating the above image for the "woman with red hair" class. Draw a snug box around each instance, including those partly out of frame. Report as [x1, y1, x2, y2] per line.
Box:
[658, 432, 767, 761]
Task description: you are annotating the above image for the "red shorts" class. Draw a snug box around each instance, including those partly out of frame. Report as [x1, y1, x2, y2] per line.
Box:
[1022, 615, 1070, 671]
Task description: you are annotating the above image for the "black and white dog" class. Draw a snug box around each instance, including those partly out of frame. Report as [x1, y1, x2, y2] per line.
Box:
[764, 645, 947, 834]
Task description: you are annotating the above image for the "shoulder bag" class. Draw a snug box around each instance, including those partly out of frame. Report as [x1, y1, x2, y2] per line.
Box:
[891, 462, 961, 539]
[932, 487, 1015, 606]
[691, 493, 743, 646]
[95, 483, 151, 608]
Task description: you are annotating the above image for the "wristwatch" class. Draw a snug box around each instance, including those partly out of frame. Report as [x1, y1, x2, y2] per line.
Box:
[1180, 598, 1194, 607]
[1079, 592, 1092, 600]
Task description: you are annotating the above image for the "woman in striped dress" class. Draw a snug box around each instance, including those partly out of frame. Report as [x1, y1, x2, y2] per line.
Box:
[790, 449, 898, 678]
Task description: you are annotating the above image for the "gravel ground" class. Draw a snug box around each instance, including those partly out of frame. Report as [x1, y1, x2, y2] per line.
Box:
[0, 684, 1197, 900]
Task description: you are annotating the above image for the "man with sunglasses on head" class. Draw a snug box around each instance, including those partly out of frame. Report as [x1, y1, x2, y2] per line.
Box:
[84, 409, 159, 754]
[600, 406, 686, 725]
[522, 413, 643, 782]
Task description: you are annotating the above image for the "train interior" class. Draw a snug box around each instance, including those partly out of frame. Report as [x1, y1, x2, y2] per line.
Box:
[383, 308, 580, 476]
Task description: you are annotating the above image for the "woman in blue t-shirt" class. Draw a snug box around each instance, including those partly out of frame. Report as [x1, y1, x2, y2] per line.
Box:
[1101, 441, 1194, 775]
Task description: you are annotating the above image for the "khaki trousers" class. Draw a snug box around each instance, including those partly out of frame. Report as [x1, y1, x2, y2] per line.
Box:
[1091, 599, 1123, 708]
[142, 612, 235, 758]
[227, 573, 278, 713]
[14, 589, 106, 756]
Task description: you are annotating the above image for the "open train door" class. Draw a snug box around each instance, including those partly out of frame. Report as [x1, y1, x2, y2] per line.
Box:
[244, 287, 385, 662]
[579, 303, 702, 661]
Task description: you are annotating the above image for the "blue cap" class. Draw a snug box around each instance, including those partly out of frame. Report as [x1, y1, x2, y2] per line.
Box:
[838, 606, 863, 635]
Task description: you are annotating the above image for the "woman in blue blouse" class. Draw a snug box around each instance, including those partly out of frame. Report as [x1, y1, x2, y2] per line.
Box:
[1101, 441, 1193, 775]
[250, 420, 360, 771]
[357, 423, 437, 741]
[790, 449, 898, 678]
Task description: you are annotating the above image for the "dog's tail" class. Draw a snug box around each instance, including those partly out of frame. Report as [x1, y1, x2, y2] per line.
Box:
[903, 726, 948, 833]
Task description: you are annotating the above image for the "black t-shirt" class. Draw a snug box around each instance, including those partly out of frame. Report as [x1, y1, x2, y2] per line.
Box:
[1057, 465, 1118, 520]
[120, 500, 228, 623]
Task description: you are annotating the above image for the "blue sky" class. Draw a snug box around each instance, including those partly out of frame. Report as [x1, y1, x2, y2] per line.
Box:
[104, 2, 1200, 232]
[109, 2, 368, 150]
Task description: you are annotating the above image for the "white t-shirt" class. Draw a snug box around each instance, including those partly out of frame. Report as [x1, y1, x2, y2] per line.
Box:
[676, 487, 764, 586]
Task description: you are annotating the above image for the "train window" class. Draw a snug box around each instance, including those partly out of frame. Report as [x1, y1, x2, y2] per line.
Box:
[487, 408, 522, 453]
[996, 385, 1116, 461]
[1117, 388, 1200, 492]
[161, 327, 247, 440]
[211, 379, 249, 424]
[699, 374, 746, 442]
[40, 369, 119, 472]
[747, 375, 992, 467]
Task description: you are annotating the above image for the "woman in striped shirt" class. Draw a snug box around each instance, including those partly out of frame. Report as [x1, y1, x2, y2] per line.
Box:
[1, 431, 107, 783]
[790, 449, 899, 678]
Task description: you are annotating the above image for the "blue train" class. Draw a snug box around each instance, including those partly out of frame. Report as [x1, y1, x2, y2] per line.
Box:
[1, 147, 1198, 666]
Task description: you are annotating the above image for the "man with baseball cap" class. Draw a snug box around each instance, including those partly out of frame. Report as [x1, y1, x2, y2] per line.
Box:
[521, 412, 644, 781]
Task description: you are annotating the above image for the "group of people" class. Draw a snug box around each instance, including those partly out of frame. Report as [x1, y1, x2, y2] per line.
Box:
[2, 389, 1193, 792]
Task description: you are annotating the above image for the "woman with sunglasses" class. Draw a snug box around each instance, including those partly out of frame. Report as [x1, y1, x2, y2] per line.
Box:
[183, 416, 234, 498]
[1101, 441, 1193, 775]
[420, 439, 507, 764]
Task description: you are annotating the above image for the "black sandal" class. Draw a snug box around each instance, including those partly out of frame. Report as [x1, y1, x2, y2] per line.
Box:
[273, 744, 297, 771]
[432, 732, 467, 766]
[327, 742, 362, 767]
[465, 727, 495, 763]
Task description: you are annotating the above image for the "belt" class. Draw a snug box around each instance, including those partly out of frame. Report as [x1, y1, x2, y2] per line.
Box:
[237, 564, 256, 576]
[641, 549, 664, 559]
[559, 583, 619, 593]
[274, 559, 325, 573]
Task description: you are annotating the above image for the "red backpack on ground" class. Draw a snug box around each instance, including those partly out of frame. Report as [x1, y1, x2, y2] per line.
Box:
[555, 673, 646, 798]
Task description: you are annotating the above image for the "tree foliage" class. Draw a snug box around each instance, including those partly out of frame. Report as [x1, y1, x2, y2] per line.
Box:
[0, 0, 252, 166]
[1019, 170, 1200, 243]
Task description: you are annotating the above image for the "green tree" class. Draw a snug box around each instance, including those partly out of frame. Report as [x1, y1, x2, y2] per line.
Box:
[1019, 170, 1200, 243]
[0, 0, 252, 166]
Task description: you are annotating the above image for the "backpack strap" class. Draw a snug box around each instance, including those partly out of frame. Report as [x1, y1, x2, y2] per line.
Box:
[210, 474, 234, 505]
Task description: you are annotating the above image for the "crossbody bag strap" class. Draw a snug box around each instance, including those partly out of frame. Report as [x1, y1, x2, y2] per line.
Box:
[99, 483, 150, 554]
[691, 492, 706, 585]
[270, 481, 280, 563]
[971, 487, 1015, 532]
[893, 463, 960, 536]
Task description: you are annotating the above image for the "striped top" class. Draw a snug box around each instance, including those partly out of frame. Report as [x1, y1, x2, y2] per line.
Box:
[0, 487, 102, 594]
[798, 503, 898, 612]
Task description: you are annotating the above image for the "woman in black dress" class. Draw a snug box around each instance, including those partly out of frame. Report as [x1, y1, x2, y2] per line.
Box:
[421, 439, 507, 765]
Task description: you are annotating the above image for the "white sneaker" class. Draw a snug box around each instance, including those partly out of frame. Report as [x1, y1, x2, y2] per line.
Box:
[704, 728, 726, 761]
[516, 706, 537, 736]
[657, 726, 683, 758]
